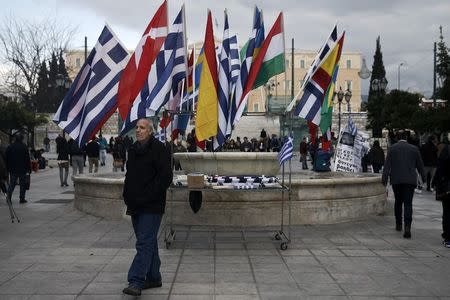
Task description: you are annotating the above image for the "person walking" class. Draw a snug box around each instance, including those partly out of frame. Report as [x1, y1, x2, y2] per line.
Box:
[432, 141, 450, 247]
[98, 134, 108, 166]
[112, 137, 126, 172]
[86, 137, 100, 173]
[122, 118, 172, 296]
[299, 137, 308, 170]
[382, 131, 426, 239]
[368, 140, 385, 173]
[420, 135, 438, 191]
[56, 136, 70, 187]
[5, 134, 31, 204]
[69, 138, 85, 175]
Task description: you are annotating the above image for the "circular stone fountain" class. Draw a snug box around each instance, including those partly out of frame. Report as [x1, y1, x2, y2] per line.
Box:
[73, 153, 386, 225]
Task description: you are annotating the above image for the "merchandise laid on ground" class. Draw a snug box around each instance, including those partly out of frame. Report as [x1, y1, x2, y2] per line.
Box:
[165, 173, 292, 250]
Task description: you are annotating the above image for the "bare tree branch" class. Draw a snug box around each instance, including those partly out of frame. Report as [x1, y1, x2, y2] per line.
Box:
[0, 15, 77, 108]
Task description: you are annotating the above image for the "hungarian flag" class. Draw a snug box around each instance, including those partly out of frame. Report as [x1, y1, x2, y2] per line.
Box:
[195, 10, 219, 141]
[243, 12, 285, 99]
[117, 1, 168, 120]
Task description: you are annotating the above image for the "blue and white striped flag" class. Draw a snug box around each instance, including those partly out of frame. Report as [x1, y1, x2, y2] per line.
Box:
[229, 35, 240, 84]
[228, 6, 263, 133]
[214, 11, 233, 150]
[346, 116, 357, 136]
[277, 137, 294, 166]
[154, 130, 166, 142]
[53, 25, 128, 146]
[121, 6, 187, 135]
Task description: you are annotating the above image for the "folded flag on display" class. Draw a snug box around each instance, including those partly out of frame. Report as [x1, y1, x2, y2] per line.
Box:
[346, 116, 357, 136]
[195, 10, 219, 141]
[228, 6, 263, 132]
[117, 1, 168, 120]
[278, 136, 293, 166]
[293, 32, 345, 126]
[286, 24, 338, 112]
[214, 10, 233, 150]
[121, 6, 187, 134]
[53, 25, 128, 146]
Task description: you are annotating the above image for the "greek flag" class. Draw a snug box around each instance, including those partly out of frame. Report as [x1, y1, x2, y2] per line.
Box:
[347, 116, 357, 136]
[154, 130, 166, 142]
[228, 6, 263, 132]
[53, 24, 128, 146]
[278, 137, 293, 166]
[121, 6, 186, 134]
[214, 11, 232, 150]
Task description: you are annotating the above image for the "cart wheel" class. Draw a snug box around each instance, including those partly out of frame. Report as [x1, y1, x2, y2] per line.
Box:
[280, 242, 288, 250]
[165, 242, 171, 249]
[274, 233, 281, 240]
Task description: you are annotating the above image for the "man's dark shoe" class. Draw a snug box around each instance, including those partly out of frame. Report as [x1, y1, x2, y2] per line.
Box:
[396, 224, 402, 231]
[403, 225, 411, 239]
[19, 199, 27, 204]
[143, 279, 162, 289]
[122, 285, 141, 296]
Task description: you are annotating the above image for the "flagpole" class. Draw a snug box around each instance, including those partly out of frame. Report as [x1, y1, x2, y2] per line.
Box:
[182, 4, 189, 100]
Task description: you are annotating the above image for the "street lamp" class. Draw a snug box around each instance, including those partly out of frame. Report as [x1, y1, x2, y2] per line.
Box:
[344, 89, 352, 112]
[336, 87, 345, 134]
[397, 62, 405, 90]
[370, 77, 388, 137]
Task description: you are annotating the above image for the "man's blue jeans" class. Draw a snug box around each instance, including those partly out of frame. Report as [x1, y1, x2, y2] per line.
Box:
[128, 213, 162, 289]
[7, 173, 26, 201]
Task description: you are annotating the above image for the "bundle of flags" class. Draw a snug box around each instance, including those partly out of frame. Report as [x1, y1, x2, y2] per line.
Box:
[53, 2, 287, 149]
[287, 24, 345, 142]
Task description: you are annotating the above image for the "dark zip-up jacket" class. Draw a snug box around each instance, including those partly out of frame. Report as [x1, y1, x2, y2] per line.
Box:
[123, 136, 173, 214]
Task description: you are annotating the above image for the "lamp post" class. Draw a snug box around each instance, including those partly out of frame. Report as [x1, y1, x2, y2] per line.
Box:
[397, 62, 404, 90]
[344, 89, 352, 113]
[54, 73, 71, 137]
[370, 77, 388, 137]
[336, 87, 344, 134]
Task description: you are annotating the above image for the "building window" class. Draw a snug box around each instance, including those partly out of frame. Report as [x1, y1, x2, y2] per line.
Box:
[300, 59, 305, 68]
[285, 59, 290, 68]
[346, 80, 353, 91]
[346, 59, 351, 69]
[285, 80, 291, 90]
[253, 103, 259, 112]
[76, 58, 81, 68]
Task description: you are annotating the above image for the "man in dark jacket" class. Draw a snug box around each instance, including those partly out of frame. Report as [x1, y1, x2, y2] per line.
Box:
[382, 131, 426, 239]
[85, 137, 100, 173]
[122, 118, 173, 296]
[420, 135, 438, 191]
[5, 134, 31, 203]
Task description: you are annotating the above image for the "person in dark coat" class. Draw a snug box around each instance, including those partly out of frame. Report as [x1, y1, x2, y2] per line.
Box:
[112, 137, 126, 172]
[299, 137, 308, 170]
[56, 137, 70, 187]
[85, 137, 100, 173]
[432, 142, 450, 247]
[5, 134, 31, 203]
[368, 140, 385, 173]
[420, 135, 438, 191]
[382, 131, 426, 239]
[122, 119, 173, 296]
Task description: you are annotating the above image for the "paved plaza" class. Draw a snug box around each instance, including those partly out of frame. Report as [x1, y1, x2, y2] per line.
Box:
[1, 157, 450, 300]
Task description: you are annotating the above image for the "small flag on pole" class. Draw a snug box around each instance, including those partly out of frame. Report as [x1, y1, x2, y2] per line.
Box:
[154, 130, 166, 142]
[277, 136, 293, 166]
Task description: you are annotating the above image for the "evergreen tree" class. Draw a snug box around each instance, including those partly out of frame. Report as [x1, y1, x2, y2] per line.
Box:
[47, 52, 61, 113]
[34, 61, 49, 113]
[366, 36, 388, 137]
[436, 26, 450, 87]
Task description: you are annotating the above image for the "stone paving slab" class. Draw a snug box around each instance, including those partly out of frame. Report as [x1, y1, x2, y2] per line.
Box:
[0, 157, 450, 299]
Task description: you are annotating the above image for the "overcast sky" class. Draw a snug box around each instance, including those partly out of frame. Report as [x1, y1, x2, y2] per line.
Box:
[3, 0, 450, 97]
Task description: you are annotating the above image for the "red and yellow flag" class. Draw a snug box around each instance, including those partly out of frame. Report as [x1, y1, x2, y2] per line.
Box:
[195, 10, 219, 141]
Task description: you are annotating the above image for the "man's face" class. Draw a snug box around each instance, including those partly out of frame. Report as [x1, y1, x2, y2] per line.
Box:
[136, 119, 151, 142]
